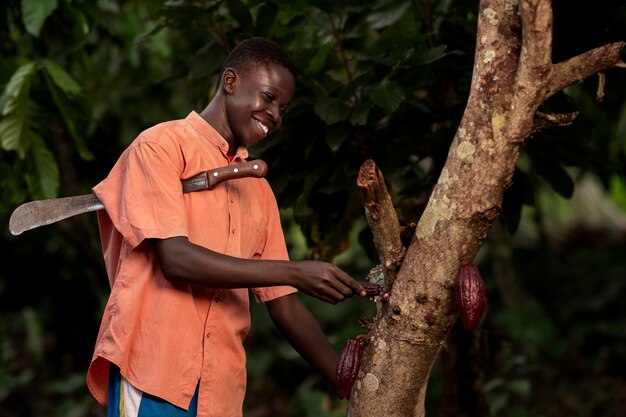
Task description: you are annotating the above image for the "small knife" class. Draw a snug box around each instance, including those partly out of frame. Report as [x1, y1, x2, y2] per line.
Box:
[9, 159, 268, 236]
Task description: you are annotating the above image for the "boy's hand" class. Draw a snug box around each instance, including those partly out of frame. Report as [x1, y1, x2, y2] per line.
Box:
[294, 261, 366, 304]
[358, 281, 390, 303]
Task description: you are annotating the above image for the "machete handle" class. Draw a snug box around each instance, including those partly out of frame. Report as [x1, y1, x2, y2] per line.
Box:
[182, 159, 268, 192]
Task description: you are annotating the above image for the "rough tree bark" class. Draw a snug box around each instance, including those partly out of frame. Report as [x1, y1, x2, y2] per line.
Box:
[348, 1, 625, 416]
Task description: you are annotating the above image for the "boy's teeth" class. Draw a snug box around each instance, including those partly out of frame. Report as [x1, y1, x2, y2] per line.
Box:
[257, 121, 268, 134]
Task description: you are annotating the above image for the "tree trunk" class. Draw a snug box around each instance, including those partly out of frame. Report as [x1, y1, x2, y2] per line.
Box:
[348, 1, 624, 416]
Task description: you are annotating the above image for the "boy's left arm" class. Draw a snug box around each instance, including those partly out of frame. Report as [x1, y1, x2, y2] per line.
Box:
[265, 293, 339, 390]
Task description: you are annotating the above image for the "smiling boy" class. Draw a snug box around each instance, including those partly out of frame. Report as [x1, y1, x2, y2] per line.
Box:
[87, 37, 366, 417]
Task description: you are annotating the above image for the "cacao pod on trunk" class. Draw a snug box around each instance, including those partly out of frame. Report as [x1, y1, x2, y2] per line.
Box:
[336, 337, 365, 399]
[454, 263, 486, 331]
[359, 281, 381, 297]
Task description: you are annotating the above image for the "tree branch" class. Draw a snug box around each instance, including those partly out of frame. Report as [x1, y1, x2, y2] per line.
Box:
[519, 0, 553, 67]
[515, 0, 554, 104]
[530, 110, 579, 135]
[547, 42, 626, 98]
[470, 0, 522, 103]
[357, 159, 404, 289]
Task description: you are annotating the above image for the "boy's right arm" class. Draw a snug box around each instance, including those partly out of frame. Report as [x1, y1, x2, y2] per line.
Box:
[152, 236, 366, 304]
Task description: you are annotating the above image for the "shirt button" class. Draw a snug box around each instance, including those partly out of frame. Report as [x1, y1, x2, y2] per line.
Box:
[231, 228, 236, 234]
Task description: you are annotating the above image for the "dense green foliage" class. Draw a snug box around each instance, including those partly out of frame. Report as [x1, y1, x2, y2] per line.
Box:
[1, 1, 625, 416]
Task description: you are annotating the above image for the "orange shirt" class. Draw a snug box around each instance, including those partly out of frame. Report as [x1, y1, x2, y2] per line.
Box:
[87, 111, 297, 417]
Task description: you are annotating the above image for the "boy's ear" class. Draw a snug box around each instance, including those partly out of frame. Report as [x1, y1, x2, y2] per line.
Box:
[222, 68, 237, 94]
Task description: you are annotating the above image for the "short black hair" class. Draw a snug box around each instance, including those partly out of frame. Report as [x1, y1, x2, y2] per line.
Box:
[220, 37, 297, 79]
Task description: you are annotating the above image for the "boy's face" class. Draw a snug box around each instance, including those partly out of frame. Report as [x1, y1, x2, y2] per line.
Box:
[225, 64, 295, 149]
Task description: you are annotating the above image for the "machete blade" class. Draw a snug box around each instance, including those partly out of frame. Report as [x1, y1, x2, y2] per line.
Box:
[9, 193, 104, 236]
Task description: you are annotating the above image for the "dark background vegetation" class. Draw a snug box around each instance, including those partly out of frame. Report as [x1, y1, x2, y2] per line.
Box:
[1, 1, 625, 416]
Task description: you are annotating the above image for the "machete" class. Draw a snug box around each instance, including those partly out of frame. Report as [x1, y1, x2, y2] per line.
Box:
[9, 159, 268, 236]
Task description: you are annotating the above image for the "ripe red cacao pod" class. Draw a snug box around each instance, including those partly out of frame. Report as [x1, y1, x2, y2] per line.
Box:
[454, 263, 486, 331]
[336, 337, 365, 399]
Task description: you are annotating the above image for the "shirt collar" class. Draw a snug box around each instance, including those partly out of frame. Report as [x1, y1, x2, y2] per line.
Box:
[186, 111, 249, 162]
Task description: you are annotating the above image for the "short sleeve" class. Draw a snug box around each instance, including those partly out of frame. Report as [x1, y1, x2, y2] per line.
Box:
[93, 134, 189, 249]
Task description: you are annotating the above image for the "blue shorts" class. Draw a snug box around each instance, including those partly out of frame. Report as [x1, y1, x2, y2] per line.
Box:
[107, 364, 199, 417]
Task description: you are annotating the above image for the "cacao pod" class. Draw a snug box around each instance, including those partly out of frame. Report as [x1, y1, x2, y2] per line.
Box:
[336, 337, 365, 399]
[454, 263, 486, 331]
[359, 281, 381, 297]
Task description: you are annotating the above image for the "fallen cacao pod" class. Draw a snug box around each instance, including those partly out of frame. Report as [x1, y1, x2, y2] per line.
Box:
[454, 263, 486, 331]
[336, 337, 366, 399]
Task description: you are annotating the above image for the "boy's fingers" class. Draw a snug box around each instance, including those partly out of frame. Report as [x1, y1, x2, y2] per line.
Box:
[341, 275, 365, 296]
[327, 265, 365, 297]
[359, 281, 382, 297]
[324, 284, 348, 303]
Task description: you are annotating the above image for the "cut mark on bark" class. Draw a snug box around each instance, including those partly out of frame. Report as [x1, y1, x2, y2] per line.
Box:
[399, 336, 446, 347]
[363, 373, 380, 391]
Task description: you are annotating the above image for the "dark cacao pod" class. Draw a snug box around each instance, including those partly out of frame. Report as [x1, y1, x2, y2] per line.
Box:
[454, 263, 486, 331]
[359, 281, 381, 297]
[336, 337, 365, 399]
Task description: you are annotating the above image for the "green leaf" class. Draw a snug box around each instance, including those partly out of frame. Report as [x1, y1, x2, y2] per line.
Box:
[0, 65, 32, 154]
[21, 0, 59, 37]
[225, 0, 254, 33]
[370, 9, 421, 60]
[314, 97, 349, 125]
[66, 3, 90, 37]
[366, 2, 411, 30]
[508, 379, 532, 396]
[0, 113, 28, 155]
[26, 132, 60, 199]
[304, 43, 331, 75]
[324, 123, 350, 152]
[609, 174, 626, 212]
[42, 59, 81, 98]
[414, 45, 451, 65]
[2, 62, 36, 115]
[370, 80, 405, 114]
[42, 69, 94, 161]
[350, 102, 372, 126]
